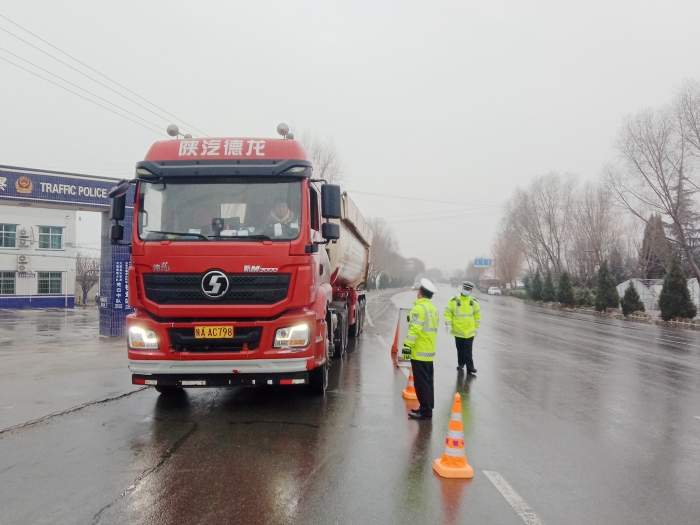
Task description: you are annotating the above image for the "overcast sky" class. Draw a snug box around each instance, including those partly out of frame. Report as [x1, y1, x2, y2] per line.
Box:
[2, 0, 700, 273]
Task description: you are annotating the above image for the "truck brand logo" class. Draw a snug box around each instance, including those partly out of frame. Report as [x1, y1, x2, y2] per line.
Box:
[201, 270, 230, 299]
[244, 265, 278, 273]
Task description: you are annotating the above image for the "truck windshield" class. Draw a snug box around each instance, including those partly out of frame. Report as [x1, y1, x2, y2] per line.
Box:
[138, 178, 303, 241]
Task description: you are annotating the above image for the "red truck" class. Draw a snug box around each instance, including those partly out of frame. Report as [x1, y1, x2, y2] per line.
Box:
[108, 127, 372, 396]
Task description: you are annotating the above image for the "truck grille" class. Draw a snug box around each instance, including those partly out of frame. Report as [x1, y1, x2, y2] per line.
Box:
[143, 273, 291, 305]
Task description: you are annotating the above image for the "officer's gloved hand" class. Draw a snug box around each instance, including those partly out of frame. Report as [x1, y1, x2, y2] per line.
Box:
[401, 346, 411, 360]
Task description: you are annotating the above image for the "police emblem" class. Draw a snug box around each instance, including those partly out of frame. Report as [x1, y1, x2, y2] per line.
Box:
[15, 176, 33, 194]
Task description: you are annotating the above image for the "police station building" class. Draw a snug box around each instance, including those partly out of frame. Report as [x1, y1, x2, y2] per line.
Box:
[0, 165, 133, 336]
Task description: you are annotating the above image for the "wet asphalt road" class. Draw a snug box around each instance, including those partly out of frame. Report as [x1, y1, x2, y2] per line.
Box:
[1, 287, 700, 524]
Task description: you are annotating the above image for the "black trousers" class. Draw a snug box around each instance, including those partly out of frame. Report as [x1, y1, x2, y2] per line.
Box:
[411, 359, 434, 415]
[455, 336, 475, 371]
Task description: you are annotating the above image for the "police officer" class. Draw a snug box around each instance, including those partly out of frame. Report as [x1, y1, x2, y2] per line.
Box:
[402, 278, 439, 420]
[444, 280, 481, 374]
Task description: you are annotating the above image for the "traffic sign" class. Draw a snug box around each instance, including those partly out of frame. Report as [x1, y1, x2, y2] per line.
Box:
[474, 259, 492, 267]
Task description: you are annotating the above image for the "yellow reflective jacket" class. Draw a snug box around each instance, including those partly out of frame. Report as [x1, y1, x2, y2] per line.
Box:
[444, 295, 481, 339]
[403, 298, 439, 361]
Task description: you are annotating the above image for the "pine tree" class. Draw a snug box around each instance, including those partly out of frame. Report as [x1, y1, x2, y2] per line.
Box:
[640, 214, 671, 279]
[659, 259, 697, 321]
[542, 271, 556, 302]
[594, 261, 620, 312]
[620, 281, 645, 316]
[530, 269, 543, 301]
[557, 272, 575, 307]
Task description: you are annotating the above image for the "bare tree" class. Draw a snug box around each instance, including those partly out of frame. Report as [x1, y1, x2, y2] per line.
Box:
[299, 132, 346, 185]
[492, 231, 525, 286]
[75, 252, 100, 305]
[366, 217, 399, 287]
[604, 105, 700, 281]
[676, 79, 700, 159]
[567, 182, 622, 285]
[503, 172, 577, 275]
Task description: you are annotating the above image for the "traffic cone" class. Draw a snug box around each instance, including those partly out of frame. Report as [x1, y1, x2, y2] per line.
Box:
[402, 367, 418, 400]
[433, 393, 474, 478]
[390, 321, 399, 354]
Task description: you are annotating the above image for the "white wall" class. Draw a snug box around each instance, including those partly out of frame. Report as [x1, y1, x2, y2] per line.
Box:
[0, 204, 77, 300]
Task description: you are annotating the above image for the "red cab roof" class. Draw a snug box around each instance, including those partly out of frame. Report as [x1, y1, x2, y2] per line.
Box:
[144, 138, 309, 162]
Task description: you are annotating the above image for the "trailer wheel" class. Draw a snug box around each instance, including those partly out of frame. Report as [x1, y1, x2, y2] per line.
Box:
[349, 301, 365, 337]
[155, 385, 184, 396]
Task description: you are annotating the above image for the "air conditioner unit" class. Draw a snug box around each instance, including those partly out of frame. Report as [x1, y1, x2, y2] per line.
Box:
[18, 227, 28, 237]
[17, 254, 29, 264]
[18, 238, 29, 247]
[18, 264, 27, 272]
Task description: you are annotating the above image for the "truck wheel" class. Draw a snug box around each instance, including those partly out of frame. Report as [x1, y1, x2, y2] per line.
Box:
[154, 385, 184, 396]
[309, 332, 330, 395]
[333, 306, 349, 357]
[349, 306, 359, 338]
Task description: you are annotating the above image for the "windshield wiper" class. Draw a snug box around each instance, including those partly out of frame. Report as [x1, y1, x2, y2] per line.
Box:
[146, 230, 209, 240]
[214, 234, 274, 242]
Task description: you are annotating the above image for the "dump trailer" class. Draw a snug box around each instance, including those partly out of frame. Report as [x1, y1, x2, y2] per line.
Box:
[108, 128, 372, 396]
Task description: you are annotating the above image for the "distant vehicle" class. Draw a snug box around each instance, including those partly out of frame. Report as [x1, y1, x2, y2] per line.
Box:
[412, 282, 421, 291]
[488, 287, 501, 295]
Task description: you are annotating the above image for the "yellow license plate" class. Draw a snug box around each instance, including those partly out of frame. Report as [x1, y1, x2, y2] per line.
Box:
[194, 326, 234, 339]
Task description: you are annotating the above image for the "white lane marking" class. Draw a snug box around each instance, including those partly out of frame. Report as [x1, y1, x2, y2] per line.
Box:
[364, 307, 375, 327]
[484, 471, 545, 525]
[375, 334, 388, 348]
[399, 366, 410, 378]
[695, 416, 700, 420]
[480, 335, 506, 346]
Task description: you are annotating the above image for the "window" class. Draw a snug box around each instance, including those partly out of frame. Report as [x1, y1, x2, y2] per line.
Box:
[38, 226, 63, 249]
[138, 178, 303, 241]
[37, 272, 62, 294]
[0, 272, 15, 295]
[309, 189, 320, 231]
[0, 224, 16, 248]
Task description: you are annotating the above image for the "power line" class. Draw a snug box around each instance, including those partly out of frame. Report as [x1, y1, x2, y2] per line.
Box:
[348, 189, 503, 206]
[0, 55, 164, 136]
[0, 18, 206, 136]
[380, 205, 502, 220]
[0, 45, 167, 132]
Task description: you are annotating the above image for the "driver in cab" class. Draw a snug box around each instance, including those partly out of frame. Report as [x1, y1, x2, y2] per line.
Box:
[263, 199, 299, 237]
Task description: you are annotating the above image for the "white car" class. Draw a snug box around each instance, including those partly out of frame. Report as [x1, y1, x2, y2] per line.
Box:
[487, 286, 501, 295]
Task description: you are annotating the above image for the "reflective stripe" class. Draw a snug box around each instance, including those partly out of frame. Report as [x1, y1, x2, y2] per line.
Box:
[466, 330, 476, 336]
[442, 446, 466, 457]
[454, 312, 474, 318]
[410, 320, 425, 326]
[450, 412, 463, 421]
[416, 351, 435, 358]
[446, 429, 464, 439]
[423, 327, 437, 333]
[452, 330, 465, 336]
[406, 335, 417, 342]
[418, 303, 428, 318]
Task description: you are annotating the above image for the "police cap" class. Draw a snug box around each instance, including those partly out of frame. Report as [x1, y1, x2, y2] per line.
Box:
[419, 278, 437, 298]
[462, 280, 474, 290]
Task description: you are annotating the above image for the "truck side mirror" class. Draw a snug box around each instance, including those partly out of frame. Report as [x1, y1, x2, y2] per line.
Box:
[108, 179, 131, 199]
[322, 222, 340, 241]
[321, 184, 342, 219]
[110, 223, 124, 242]
[109, 195, 126, 221]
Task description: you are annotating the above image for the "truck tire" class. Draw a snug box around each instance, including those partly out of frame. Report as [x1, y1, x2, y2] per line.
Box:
[309, 325, 330, 395]
[333, 306, 349, 358]
[154, 385, 184, 396]
[349, 301, 365, 337]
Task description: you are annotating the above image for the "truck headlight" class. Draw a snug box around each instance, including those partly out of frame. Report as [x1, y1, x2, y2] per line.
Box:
[129, 326, 159, 349]
[273, 324, 310, 348]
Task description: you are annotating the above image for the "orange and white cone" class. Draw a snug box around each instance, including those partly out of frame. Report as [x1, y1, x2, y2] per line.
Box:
[402, 367, 418, 400]
[390, 321, 400, 354]
[433, 393, 474, 478]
